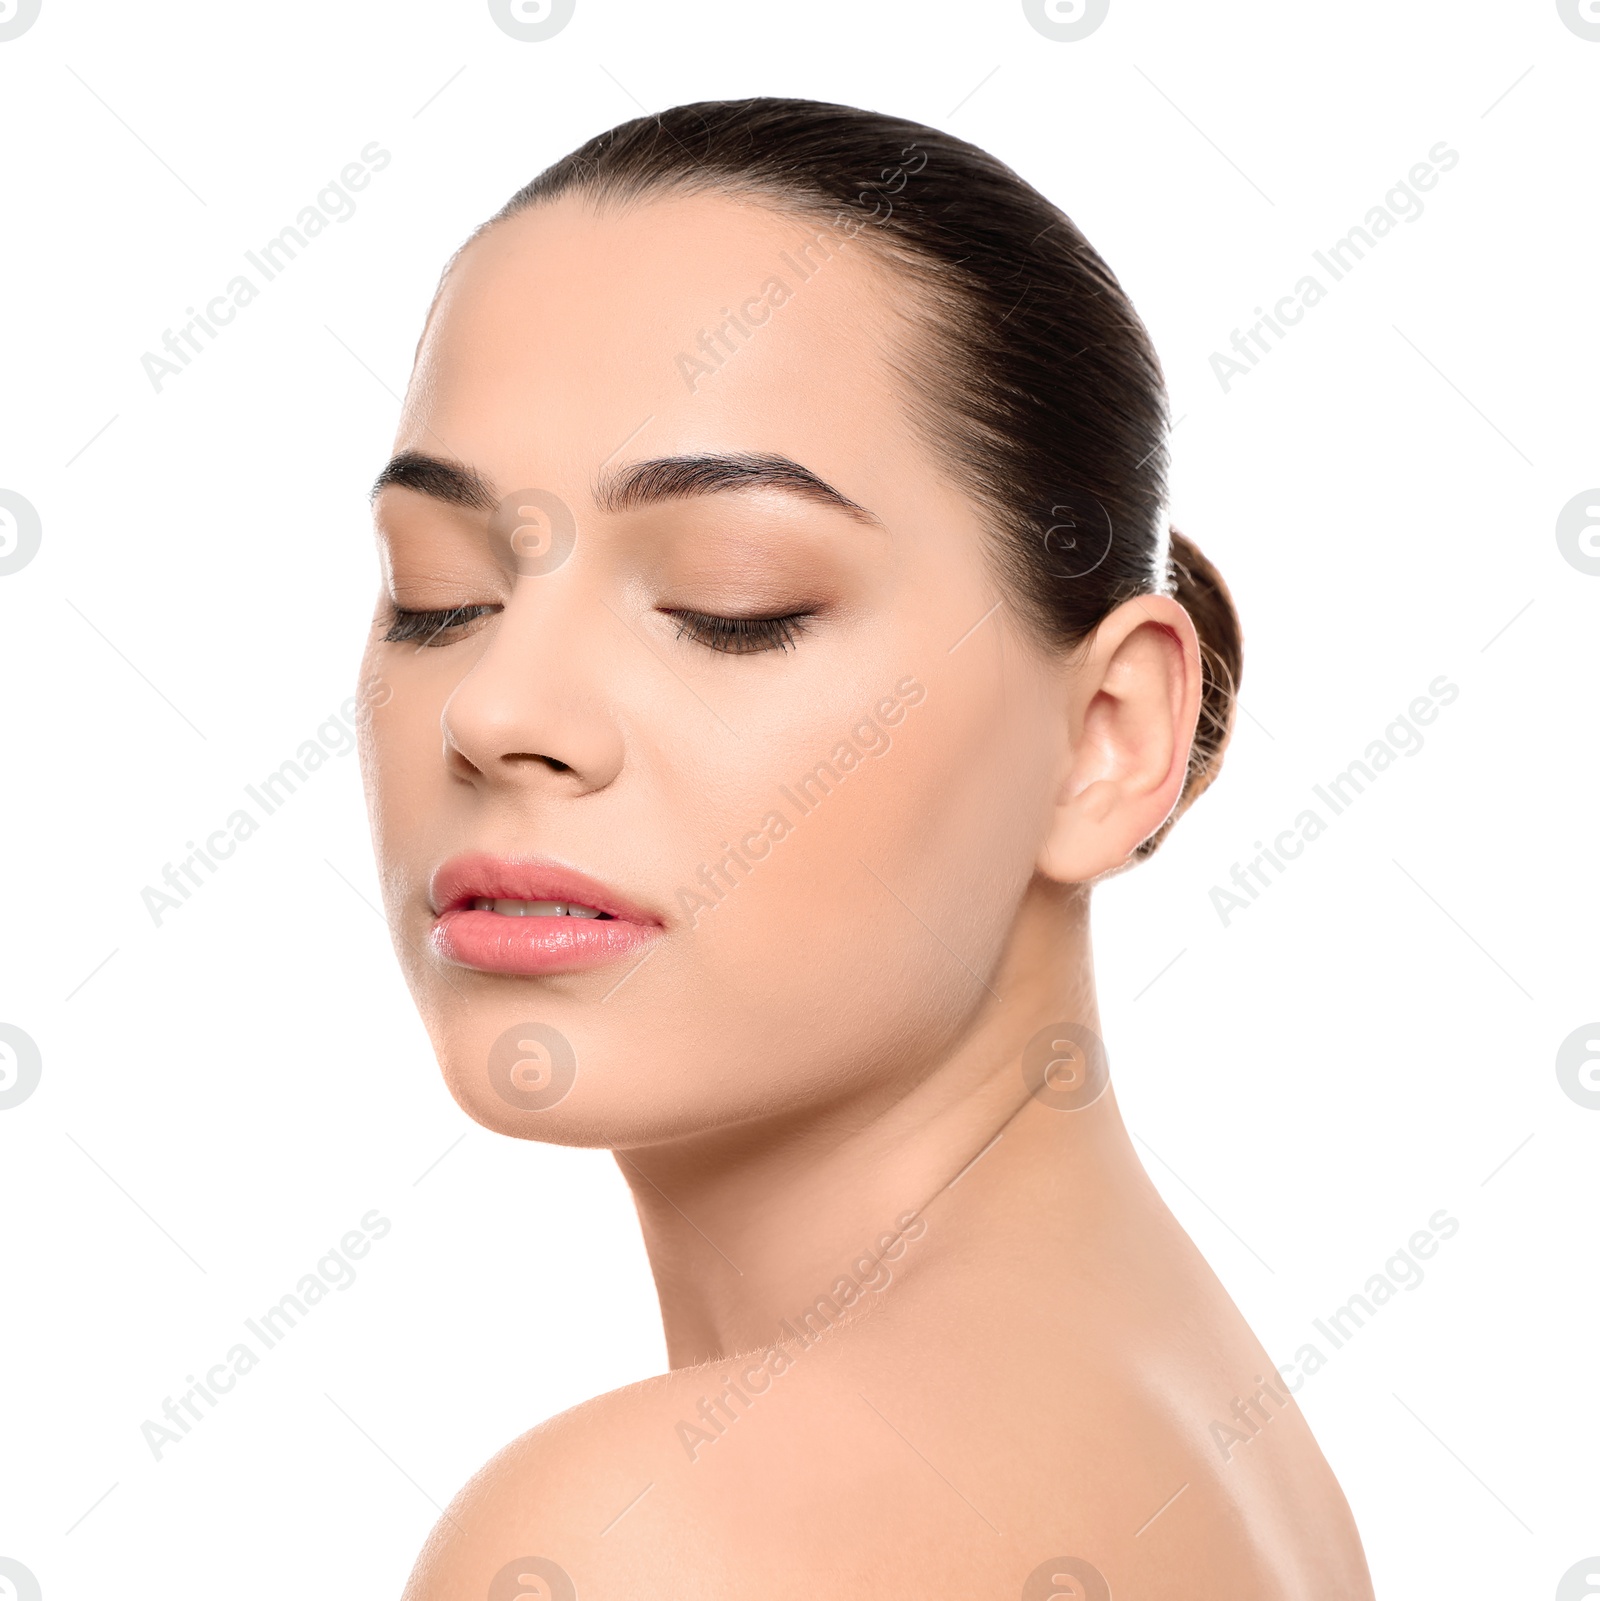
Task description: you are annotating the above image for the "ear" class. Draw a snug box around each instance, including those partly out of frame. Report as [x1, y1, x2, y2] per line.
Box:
[1036, 594, 1203, 882]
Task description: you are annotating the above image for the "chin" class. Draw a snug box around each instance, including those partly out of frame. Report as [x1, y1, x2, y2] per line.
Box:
[427, 1019, 721, 1151]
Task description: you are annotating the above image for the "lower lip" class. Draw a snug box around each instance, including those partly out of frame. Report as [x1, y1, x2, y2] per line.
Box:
[431, 908, 660, 975]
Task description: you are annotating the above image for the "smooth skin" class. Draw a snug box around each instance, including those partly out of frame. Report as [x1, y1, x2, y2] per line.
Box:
[360, 189, 1374, 1599]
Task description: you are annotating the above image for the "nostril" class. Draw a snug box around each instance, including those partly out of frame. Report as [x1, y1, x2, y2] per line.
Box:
[504, 752, 572, 773]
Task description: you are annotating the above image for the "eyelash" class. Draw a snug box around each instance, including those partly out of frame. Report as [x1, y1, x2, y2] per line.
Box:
[384, 605, 497, 646]
[382, 604, 811, 655]
[668, 609, 811, 655]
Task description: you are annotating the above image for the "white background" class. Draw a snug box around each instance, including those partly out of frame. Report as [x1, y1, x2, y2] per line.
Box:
[1, 1, 1596, 1596]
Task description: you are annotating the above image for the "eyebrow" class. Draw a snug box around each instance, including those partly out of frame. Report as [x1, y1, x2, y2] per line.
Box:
[369, 451, 497, 512]
[597, 453, 880, 526]
[370, 449, 879, 526]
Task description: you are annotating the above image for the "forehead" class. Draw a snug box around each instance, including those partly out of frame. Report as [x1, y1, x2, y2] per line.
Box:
[403, 190, 929, 494]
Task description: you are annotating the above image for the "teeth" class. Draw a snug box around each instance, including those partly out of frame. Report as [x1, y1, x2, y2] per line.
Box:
[470, 897, 603, 918]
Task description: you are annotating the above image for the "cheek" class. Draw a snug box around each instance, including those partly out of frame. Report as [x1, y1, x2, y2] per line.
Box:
[668, 667, 1051, 1097]
[355, 658, 447, 888]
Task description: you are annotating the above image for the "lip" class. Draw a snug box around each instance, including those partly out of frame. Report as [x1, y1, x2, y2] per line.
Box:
[429, 852, 664, 976]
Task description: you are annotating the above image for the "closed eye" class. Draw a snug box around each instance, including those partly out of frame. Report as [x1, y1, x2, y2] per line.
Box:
[384, 604, 498, 646]
[666, 609, 811, 655]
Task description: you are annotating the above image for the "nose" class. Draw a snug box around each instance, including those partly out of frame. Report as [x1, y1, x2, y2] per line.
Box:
[441, 574, 624, 796]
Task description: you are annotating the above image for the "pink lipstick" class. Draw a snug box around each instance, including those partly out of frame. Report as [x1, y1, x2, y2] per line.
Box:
[429, 853, 663, 975]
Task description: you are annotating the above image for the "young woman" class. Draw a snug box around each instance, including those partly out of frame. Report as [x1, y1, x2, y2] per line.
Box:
[361, 98, 1374, 1599]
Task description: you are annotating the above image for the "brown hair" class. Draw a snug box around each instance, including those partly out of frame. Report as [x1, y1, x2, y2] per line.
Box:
[486, 97, 1242, 854]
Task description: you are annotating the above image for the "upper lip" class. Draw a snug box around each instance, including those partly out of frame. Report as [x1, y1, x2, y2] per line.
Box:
[429, 852, 662, 925]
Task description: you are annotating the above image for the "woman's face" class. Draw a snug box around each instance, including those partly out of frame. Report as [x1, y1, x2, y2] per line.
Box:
[359, 190, 1074, 1147]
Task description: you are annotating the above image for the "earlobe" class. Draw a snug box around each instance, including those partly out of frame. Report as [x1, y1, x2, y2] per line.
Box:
[1035, 596, 1202, 883]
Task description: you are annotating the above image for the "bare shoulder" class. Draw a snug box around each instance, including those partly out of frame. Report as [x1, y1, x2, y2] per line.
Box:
[400, 1329, 1019, 1600]
[401, 1348, 887, 1601]
[399, 1364, 722, 1601]
[402, 1308, 1373, 1601]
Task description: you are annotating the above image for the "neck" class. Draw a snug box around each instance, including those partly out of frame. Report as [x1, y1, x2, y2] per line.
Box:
[614, 879, 1150, 1368]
